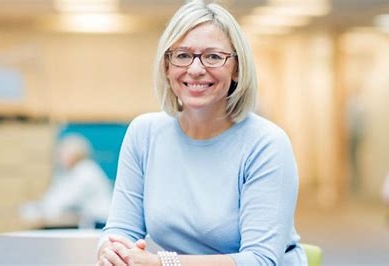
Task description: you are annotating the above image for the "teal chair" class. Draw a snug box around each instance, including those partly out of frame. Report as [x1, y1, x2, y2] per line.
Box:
[301, 243, 323, 266]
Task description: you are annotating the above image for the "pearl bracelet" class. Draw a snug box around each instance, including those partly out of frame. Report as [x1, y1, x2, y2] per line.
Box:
[157, 251, 181, 266]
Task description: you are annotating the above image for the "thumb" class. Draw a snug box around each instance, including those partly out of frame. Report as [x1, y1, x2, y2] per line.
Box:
[135, 239, 147, 250]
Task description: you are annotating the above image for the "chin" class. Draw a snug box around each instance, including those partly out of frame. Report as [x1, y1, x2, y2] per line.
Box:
[182, 101, 209, 110]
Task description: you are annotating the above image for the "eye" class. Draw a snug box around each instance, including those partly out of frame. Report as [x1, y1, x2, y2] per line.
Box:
[204, 52, 224, 61]
[174, 51, 192, 59]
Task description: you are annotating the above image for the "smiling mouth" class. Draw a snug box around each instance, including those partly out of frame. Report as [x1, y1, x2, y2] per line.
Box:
[184, 82, 214, 90]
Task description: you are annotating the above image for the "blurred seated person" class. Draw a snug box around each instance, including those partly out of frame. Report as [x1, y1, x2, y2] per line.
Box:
[19, 134, 113, 229]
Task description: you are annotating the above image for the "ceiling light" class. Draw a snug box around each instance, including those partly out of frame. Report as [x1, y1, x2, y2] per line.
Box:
[253, 4, 330, 17]
[243, 14, 311, 27]
[243, 25, 292, 35]
[374, 14, 389, 32]
[54, 0, 119, 13]
[38, 13, 137, 33]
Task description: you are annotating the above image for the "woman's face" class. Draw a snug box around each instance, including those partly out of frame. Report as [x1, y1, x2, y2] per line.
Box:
[166, 23, 238, 116]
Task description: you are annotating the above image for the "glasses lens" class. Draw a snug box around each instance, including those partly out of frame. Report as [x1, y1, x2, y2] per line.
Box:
[170, 51, 193, 67]
[202, 52, 226, 67]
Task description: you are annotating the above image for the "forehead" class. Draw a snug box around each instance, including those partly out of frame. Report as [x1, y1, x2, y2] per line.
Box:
[173, 23, 232, 51]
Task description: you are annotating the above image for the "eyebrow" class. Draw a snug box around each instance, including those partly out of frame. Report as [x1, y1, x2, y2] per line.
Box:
[173, 46, 229, 52]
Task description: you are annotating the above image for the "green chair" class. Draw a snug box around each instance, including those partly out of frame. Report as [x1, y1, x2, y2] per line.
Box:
[301, 243, 323, 266]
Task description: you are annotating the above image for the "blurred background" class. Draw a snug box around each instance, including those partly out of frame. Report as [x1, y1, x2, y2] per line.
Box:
[0, 0, 388, 264]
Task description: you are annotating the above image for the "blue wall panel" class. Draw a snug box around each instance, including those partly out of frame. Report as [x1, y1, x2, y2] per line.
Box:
[57, 122, 128, 181]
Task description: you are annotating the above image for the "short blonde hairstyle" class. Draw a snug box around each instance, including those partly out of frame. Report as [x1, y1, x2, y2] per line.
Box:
[153, 0, 257, 122]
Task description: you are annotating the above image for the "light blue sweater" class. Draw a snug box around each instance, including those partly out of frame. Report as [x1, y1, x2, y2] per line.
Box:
[101, 112, 307, 265]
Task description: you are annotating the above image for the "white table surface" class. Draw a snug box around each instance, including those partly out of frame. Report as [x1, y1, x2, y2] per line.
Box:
[0, 229, 162, 265]
[0, 229, 101, 265]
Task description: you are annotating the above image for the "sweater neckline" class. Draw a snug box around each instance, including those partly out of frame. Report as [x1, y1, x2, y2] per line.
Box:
[173, 115, 247, 146]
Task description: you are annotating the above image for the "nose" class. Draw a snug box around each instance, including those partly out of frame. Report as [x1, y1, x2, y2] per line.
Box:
[187, 57, 206, 75]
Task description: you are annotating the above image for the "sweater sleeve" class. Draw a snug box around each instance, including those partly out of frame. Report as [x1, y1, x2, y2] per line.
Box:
[229, 128, 299, 265]
[99, 117, 148, 247]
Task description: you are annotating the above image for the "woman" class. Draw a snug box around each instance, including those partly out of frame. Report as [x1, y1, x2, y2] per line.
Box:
[97, 1, 307, 265]
[20, 134, 112, 229]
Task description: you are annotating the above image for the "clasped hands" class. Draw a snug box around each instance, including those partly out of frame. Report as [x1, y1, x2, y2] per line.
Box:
[97, 235, 160, 266]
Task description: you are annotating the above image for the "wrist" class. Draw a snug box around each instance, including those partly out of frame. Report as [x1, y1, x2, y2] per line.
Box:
[152, 253, 162, 266]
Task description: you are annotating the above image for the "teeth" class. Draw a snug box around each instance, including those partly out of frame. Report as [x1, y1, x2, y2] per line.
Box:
[186, 83, 210, 90]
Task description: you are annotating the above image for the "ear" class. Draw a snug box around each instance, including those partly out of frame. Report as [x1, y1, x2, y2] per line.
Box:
[232, 64, 239, 82]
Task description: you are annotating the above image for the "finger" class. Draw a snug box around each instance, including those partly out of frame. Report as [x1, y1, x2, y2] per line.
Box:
[112, 242, 131, 261]
[102, 257, 113, 266]
[135, 239, 147, 250]
[109, 235, 135, 249]
[98, 240, 112, 257]
[97, 256, 113, 266]
[103, 247, 127, 266]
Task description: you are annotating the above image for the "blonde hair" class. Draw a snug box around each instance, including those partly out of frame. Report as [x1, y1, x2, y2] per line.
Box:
[153, 0, 257, 122]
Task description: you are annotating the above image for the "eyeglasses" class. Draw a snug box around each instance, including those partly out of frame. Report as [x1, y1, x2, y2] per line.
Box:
[165, 49, 237, 68]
